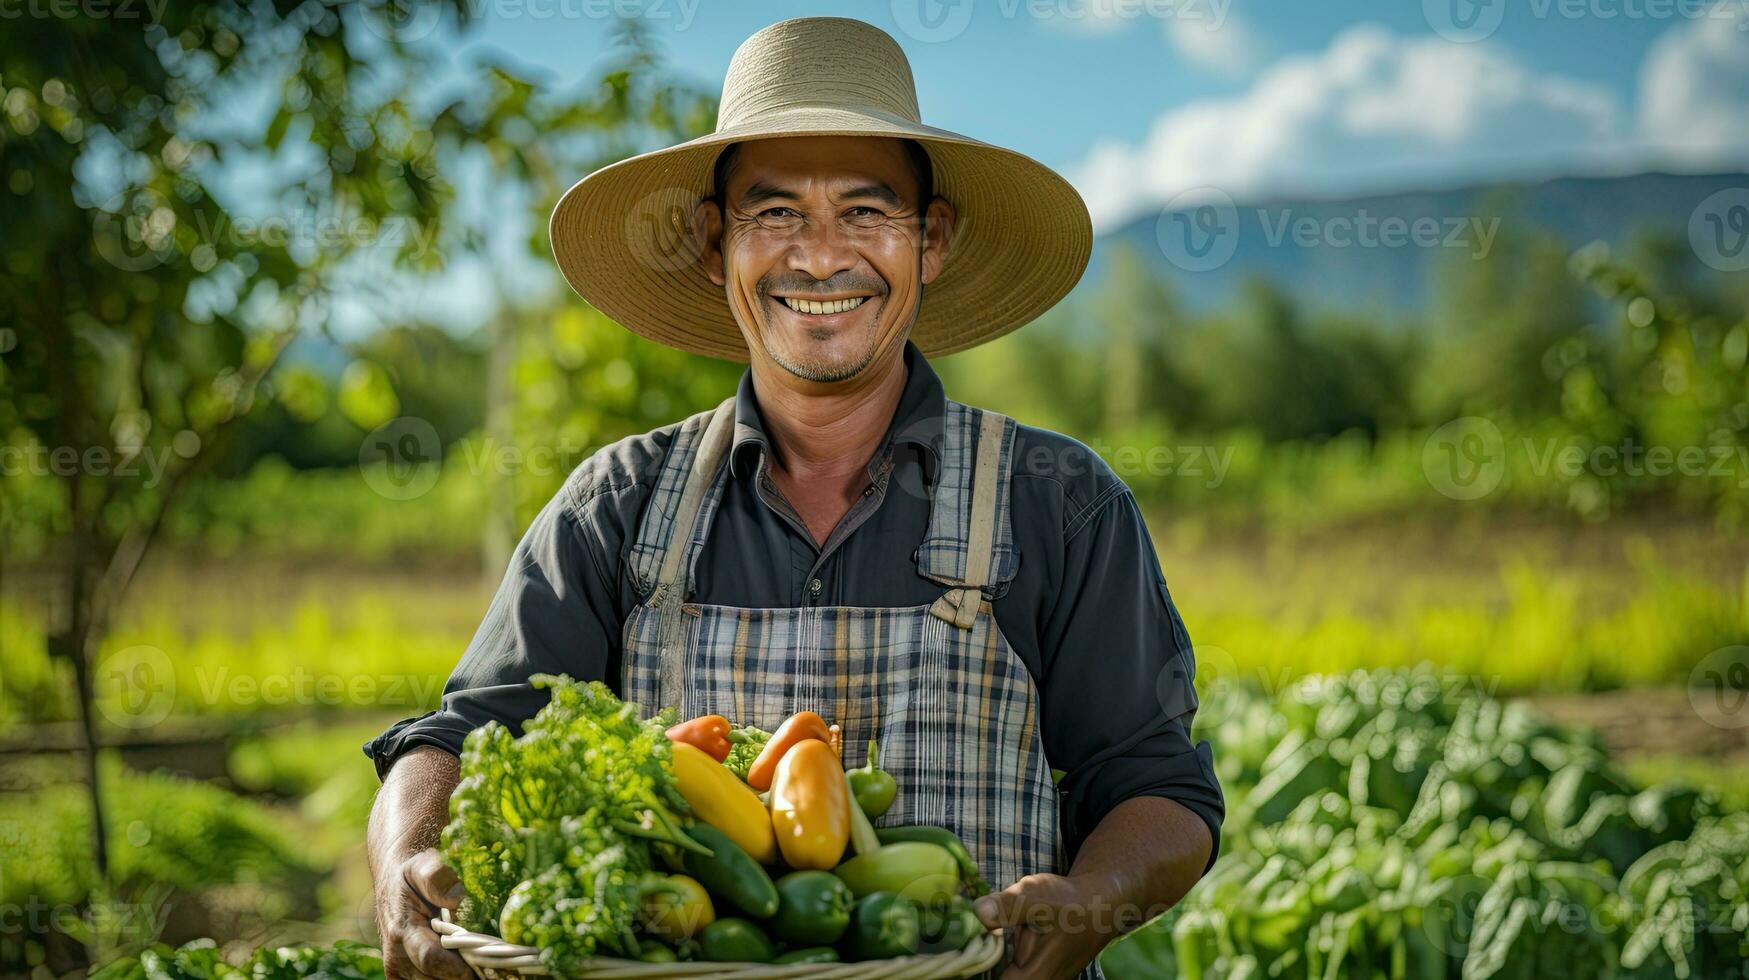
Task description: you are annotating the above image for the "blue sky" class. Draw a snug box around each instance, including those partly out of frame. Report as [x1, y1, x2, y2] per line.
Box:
[450, 0, 1749, 227]
[328, 0, 1749, 334]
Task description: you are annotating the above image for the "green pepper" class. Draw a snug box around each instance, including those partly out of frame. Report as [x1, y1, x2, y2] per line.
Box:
[849, 740, 898, 818]
[697, 918, 776, 963]
[843, 892, 920, 961]
[771, 870, 854, 945]
[635, 944, 678, 963]
[919, 897, 982, 953]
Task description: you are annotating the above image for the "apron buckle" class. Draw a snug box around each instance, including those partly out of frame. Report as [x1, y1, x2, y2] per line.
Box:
[929, 586, 982, 630]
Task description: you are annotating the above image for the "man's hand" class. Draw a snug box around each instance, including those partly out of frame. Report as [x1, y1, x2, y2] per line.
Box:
[973, 873, 1111, 980]
[368, 746, 467, 980]
[375, 848, 469, 980]
[973, 797, 1215, 978]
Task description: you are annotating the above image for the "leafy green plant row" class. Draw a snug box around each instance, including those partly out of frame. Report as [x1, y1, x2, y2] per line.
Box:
[1104, 669, 1749, 980]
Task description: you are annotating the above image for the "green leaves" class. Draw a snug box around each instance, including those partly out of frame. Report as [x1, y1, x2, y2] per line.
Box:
[1122, 668, 1749, 980]
[440, 677, 689, 964]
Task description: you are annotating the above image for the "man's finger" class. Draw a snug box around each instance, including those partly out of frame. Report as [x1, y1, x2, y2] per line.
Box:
[975, 876, 1040, 930]
[1009, 924, 1039, 968]
[404, 924, 472, 980]
[406, 850, 463, 912]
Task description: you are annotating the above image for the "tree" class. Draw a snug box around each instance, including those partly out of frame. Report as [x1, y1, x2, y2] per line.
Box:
[0, 3, 717, 898]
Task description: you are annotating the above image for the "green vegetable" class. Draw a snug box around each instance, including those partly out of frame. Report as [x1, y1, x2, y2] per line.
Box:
[772, 946, 840, 964]
[771, 870, 854, 944]
[697, 917, 776, 962]
[919, 897, 982, 952]
[848, 740, 898, 818]
[90, 940, 387, 979]
[682, 824, 780, 918]
[636, 944, 678, 963]
[440, 676, 702, 966]
[834, 841, 960, 905]
[875, 825, 990, 896]
[843, 892, 920, 960]
[722, 724, 773, 782]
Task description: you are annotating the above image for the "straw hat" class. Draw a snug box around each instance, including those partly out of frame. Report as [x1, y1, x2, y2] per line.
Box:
[548, 17, 1093, 362]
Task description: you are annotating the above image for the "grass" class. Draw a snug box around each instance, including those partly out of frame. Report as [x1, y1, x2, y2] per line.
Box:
[4, 515, 1745, 736]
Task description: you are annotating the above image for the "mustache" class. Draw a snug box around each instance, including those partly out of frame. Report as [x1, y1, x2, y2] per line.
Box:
[758, 272, 888, 297]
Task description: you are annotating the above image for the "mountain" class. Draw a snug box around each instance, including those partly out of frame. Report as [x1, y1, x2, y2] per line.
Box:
[1086, 171, 1749, 319]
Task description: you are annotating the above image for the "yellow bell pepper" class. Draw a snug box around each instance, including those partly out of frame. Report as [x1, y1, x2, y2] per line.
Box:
[671, 741, 777, 864]
[769, 738, 852, 870]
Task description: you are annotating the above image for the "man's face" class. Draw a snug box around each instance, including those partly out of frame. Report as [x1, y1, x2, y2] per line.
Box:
[695, 136, 955, 384]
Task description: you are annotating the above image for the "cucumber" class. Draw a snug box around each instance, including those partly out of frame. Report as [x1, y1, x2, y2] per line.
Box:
[683, 824, 780, 918]
[772, 946, 840, 964]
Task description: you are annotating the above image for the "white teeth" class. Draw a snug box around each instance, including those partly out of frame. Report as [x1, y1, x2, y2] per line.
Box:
[782, 296, 867, 315]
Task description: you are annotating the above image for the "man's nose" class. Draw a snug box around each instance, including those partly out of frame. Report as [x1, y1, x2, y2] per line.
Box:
[784, 217, 857, 282]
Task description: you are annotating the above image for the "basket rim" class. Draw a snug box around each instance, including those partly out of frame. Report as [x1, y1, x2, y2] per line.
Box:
[432, 911, 1006, 979]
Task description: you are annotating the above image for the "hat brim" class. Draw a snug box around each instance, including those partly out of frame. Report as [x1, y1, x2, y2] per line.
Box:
[548, 107, 1093, 362]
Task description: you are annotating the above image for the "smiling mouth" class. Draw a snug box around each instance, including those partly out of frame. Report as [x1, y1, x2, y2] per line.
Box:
[777, 295, 871, 315]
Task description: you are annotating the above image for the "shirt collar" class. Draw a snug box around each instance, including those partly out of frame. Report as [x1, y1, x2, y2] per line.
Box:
[729, 340, 947, 484]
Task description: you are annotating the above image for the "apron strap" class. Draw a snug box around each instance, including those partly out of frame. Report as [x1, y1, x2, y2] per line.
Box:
[928, 408, 1009, 630]
[648, 397, 737, 705]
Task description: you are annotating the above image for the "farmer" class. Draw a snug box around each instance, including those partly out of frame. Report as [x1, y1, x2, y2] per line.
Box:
[366, 17, 1220, 979]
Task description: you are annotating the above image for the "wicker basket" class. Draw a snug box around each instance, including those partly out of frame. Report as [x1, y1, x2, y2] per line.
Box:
[431, 912, 1004, 979]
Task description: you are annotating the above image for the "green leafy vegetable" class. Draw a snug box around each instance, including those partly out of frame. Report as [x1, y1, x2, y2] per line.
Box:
[440, 676, 697, 966]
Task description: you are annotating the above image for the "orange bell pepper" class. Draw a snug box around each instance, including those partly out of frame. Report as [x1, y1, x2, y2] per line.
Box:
[769, 738, 852, 870]
[745, 710, 832, 791]
[666, 714, 732, 762]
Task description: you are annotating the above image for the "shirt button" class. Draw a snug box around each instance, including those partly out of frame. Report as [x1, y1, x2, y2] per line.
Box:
[862, 486, 874, 497]
[809, 578, 823, 596]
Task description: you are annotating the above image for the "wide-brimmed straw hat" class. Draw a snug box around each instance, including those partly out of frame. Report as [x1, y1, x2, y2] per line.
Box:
[548, 16, 1093, 362]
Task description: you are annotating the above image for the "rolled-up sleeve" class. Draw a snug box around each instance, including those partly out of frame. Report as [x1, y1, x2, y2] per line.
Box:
[1040, 487, 1223, 869]
[363, 489, 628, 779]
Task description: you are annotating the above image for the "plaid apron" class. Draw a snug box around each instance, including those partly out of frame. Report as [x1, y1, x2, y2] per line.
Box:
[622, 398, 1104, 979]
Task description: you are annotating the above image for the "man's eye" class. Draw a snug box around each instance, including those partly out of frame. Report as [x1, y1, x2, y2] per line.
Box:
[759, 207, 800, 220]
[845, 206, 888, 225]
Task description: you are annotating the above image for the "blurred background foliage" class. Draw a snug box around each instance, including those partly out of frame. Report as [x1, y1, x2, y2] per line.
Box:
[2, 2, 1747, 978]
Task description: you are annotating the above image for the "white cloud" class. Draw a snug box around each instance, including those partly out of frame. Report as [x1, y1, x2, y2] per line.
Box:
[1163, 8, 1263, 77]
[1637, 3, 1749, 167]
[1070, 24, 1628, 229]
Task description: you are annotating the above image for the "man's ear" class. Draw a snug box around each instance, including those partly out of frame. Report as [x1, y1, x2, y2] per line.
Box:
[920, 196, 956, 286]
[693, 199, 726, 286]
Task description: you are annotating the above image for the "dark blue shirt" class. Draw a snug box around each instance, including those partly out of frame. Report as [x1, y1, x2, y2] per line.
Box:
[366, 342, 1222, 864]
